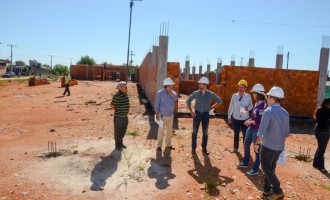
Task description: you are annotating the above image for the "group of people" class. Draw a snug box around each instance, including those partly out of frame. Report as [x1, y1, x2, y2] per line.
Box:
[110, 77, 329, 200]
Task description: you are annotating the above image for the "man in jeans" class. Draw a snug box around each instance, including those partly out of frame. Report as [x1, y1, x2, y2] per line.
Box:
[63, 73, 71, 96]
[111, 81, 130, 151]
[254, 86, 290, 199]
[154, 78, 178, 152]
[228, 79, 253, 153]
[186, 76, 222, 155]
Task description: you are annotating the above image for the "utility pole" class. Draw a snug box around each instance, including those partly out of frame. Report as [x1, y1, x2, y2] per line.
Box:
[69, 58, 73, 65]
[7, 44, 17, 72]
[286, 51, 290, 69]
[129, 50, 135, 66]
[126, 0, 142, 83]
[49, 55, 54, 69]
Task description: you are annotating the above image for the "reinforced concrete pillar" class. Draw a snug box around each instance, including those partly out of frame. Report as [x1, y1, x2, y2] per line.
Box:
[317, 47, 330, 107]
[157, 35, 168, 91]
[275, 54, 283, 69]
[199, 64, 202, 79]
[206, 63, 210, 78]
[216, 60, 222, 85]
[192, 66, 196, 81]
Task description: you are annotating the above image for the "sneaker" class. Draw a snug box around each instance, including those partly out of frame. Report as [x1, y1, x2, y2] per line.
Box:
[230, 148, 238, 153]
[156, 147, 162, 151]
[121, 144, 127, 149]
[191, 150, 196, 154]
[236, 162, 248, 168]
[262, 191, 273, 197]
[246, 169, 259, 176]
[166, 146, 175, 150]
[320, 168, 328, 173]
[271, 193, 284, 200]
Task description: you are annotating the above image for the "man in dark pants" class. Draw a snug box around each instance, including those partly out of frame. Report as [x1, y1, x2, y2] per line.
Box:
[186, 76, 222, 155]
[63, 73, 71, 96]
[228, 79, 253, 153]
[111, 81, 130, 150]
[255, 86, 290, 200]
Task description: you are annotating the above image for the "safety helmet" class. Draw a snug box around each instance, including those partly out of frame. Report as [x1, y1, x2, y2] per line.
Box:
[266, 86, 284, 99]
[238, 79, 248, 87]
[198, 76, 209, 84]
[251, 84, 265, 94]
[163, 78, 174, 86]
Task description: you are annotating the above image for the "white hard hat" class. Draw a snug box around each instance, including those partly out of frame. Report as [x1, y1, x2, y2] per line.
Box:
[163, 78, 174, 86]
[198, 76, 209, 84]
[267, 86, 284, 99]
[251, 84, 265, 94]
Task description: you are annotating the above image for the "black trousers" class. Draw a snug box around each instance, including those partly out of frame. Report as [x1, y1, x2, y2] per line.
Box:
[114, 116, 128, 147]
[232, 118, 248, 149]
[63, 84, 70, 95]
[313, 131, 330, 170]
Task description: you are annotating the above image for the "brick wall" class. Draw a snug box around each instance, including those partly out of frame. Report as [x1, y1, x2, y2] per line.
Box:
[215, 65, 319, 117]
[70, 64, 128, 81]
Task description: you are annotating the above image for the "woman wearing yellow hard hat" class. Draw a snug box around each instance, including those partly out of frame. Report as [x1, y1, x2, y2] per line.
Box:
[228, 79, 253, 153]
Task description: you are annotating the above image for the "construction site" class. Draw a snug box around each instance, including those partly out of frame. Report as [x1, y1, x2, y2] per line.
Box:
[1, 30, 330, 200]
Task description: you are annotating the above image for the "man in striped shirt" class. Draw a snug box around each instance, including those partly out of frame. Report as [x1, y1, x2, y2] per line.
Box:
[111, 81, 130, 150]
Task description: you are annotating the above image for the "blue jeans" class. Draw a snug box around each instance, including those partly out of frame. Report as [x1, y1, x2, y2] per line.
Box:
[232, 118, 247, 149]
[242, 127, 260, 172]
[192, 111, 209, 150]
[260, 145, 283, 194]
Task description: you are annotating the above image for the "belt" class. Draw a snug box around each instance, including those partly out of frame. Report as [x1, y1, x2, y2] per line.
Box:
[195, 110, 208, 114]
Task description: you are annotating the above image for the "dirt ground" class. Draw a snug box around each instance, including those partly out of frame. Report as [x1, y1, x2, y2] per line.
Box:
[0, 79, 329, 200]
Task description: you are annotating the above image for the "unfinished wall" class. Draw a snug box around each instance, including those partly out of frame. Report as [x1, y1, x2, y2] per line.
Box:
[70, 65, 128, 81]
[217, 65, 319, 117]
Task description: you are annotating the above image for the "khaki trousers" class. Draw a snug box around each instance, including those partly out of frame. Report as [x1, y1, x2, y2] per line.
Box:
[157, 115, 173, 148]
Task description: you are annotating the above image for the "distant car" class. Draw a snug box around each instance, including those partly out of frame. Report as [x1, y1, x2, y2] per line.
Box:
[2, 71, 16, 78]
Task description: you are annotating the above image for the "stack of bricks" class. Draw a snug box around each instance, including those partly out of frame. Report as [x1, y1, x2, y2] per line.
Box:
[218, 65, 319, 117]
[179, 81, 199, 95]
[28, 77, 50, 86]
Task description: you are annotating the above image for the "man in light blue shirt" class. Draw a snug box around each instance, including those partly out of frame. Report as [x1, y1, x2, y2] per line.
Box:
[255, 86, 290, 199]
[154, 78, 178, 152]
[186, 76, 222, 155]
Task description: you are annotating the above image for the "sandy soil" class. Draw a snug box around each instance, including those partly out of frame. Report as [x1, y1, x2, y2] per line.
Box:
[0, 80, 329, 200]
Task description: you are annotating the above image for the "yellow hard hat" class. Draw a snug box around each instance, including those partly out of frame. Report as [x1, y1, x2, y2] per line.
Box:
[238, 79, 248, 87]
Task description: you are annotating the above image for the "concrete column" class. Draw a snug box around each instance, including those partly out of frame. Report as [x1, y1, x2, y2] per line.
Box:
[275, 54, 283, 69]
[206, 64, 210, 78]
[184, 60, 190, 80]
[230, 61, 235, 66]
[192, 66, 196, 81]
[199, 65, 202, 79]
[151, 45, 158, 68]
[317, 47, 330, 107]
[248, 58, 255, 67]
[157, 36, 168, 91]
[216, 61, 222, 85]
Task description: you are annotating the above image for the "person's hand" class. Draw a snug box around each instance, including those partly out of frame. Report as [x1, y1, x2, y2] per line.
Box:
[190, 111, 196, 117]
[156, 113, 160, 121]
[228, 118, 231, 124]
[254, 144, 260, 153]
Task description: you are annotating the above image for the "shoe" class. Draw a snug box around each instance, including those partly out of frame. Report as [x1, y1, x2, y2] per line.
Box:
[191, 150, 196, 154]
[67, 94, 70, 96]
[320, 168, 328, 173]
[156, 147, 162, 151]
[202, 149, 209, 155]
[121, 144, 127, 149]
[236, 162, 248, 168]
[246, 169, 259, 176]
[166, 146, 175, 150]
[115, 146, 122, 151]
[271, 193, 284, 200]
[230, 148, 238, 153]
[262, 191, 273, 197]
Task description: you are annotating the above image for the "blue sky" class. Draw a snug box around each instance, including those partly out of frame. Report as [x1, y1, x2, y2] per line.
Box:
[1, 0, 330, 71]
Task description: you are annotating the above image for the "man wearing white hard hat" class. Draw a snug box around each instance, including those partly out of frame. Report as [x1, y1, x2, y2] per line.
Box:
[254, 86, 290, 199]
[228, 79, 253, 153]
[186, 76, 223, 155]
[154, 78, 178, 152]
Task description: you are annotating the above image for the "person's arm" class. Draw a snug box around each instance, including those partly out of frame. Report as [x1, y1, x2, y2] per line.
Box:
[187, 92, 196, 117]
[154, 92, 161, 120]
[210, 93, 223, 109]
[254, 110, 270, 153]
[247, 95, 253, 111]
[110, 94, 118, 110]
[228, 94, 234, 123]
[171, 90, 179, 101]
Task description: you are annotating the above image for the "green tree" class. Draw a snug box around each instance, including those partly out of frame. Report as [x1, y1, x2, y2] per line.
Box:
[15, 60, 26, 66]
[77, 55, 96, 66]
[52, 64, 69, 76]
